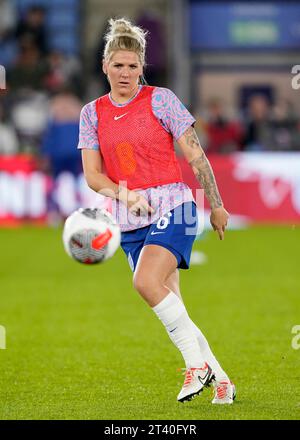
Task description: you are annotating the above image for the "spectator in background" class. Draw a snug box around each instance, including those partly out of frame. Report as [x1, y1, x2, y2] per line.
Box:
[92, 21, 111, 96]
[15, 5, 48, 56]
[0, 101, 19, 155]
[7, 40, 49, 93]
[0, 0, 16, 41]
[41, 88, 82, 177]
[44, 50, 82, 96]
[0, 0, 18, 68]
[270, 99, 300, 151]
[136, 9, 167, 86]
[10, 91, 49, 155]
[203, 98, 242, 154]
[41, 88, 82, 223]
[243, 94, 273, 151]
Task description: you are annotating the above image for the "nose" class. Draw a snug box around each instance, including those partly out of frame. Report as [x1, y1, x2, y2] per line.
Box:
[120, 67, 130, 78]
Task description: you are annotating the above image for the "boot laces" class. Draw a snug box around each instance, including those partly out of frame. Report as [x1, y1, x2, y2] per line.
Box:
[179, 364, 208, 388]
[183, 368, 194, 387]
[215, 381, 229, 399]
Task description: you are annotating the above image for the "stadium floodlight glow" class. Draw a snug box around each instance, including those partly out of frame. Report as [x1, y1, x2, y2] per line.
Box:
[0, 65, 6, 90]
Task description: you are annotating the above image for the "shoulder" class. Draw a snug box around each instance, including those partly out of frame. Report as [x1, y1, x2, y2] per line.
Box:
[151, 87, 195, 140]
[152, 87, 177, 102]
[79, 99, 99, 130]
[152, 87, 186, 110]
[78, 99, 100, 150]
[80, 99, 97, 118]
[151, 87, 177, 115]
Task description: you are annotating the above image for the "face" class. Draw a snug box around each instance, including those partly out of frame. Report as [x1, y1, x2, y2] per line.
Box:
[250, 96, 269, 120]
[103, 50, 143, 100]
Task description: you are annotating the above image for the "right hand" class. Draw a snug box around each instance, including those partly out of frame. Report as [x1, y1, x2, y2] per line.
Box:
[119, 188, 155, 217]
[210, 206, 229, 240]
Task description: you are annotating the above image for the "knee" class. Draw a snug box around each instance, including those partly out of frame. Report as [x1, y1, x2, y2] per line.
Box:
[133, 272, 160, 297]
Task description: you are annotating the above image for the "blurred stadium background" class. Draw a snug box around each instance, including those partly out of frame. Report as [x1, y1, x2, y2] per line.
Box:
[0, 0, 299, 420]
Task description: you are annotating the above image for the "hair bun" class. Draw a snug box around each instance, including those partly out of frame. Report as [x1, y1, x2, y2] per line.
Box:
[105, 18, 147, 45]
[103, 17, 147, 65]
[108, 18, 133, 36]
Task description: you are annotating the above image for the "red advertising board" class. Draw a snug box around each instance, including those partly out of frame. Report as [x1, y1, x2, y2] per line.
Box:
[179, 153, 300, 223]
[0, 153, 300, 225]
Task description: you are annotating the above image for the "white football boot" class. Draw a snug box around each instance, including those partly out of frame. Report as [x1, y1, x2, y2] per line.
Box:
[212, 380, 236, 404]
[177, 362, 215, 403]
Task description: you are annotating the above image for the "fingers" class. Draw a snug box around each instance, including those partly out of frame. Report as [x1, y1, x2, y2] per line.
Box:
[131, 207, 140, 216]
[130, 204, 154, 216]
[210, 207, 229, 240]
[217, 228, 224, 240]
[128, 191, 155, 217]
[211, 222, 226, 240]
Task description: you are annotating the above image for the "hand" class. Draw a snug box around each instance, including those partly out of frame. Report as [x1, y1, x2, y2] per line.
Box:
[119, 188, 154, 217]
[210, 206, 229, 240]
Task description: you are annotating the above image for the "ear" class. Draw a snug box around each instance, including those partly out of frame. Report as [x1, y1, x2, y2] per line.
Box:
[102, 61, 107, 75]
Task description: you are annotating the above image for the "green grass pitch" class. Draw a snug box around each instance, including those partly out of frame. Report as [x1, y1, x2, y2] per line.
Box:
[0, 225, 299, 420]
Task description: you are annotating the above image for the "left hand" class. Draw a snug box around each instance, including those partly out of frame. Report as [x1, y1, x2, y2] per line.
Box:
[210, 206, 230, 240]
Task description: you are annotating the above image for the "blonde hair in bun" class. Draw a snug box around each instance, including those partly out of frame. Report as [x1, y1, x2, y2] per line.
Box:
[103, 18, 147, 66]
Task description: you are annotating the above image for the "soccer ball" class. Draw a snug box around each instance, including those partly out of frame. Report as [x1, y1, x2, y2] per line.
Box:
[63, 208, 121, 264]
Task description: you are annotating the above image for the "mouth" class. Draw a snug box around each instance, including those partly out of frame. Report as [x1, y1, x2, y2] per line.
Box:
[118, 81, 130, 86]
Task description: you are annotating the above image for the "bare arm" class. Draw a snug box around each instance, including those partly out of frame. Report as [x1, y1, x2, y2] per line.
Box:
[81, 149, 154, 215]
[81, 149, 121, 199]
[177, 126, 229, 239]
[177, 126, 222, 209]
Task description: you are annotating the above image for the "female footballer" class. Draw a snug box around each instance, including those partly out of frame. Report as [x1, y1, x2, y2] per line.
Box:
[78, 18, 235, 404]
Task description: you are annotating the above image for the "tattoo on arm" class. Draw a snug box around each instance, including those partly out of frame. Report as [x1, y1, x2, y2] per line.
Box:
[184, 127, 223, 209]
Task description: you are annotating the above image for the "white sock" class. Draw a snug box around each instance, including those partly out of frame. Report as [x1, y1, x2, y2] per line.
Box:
[190, 320, 229, 382]
[152, 292, 205, 368]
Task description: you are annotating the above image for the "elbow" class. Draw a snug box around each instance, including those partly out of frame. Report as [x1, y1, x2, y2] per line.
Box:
[85, 173, 100, 193]
[85, 171, 107, 194]
[88, 181, 98, 193]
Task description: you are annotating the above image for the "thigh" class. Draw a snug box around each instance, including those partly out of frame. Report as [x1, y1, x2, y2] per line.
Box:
[135, 244, 178, 286]
[120, 226, 149, 272]
[144, 202, 198, 270]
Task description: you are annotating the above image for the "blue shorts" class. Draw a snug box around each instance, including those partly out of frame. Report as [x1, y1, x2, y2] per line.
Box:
[120, 202, 198, 272]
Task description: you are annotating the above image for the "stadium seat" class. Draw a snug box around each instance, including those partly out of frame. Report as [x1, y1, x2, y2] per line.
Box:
[15, 0, 80, 54]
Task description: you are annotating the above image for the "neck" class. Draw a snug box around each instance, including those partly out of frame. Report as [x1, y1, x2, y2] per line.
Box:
[110, 85, 140, 104]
